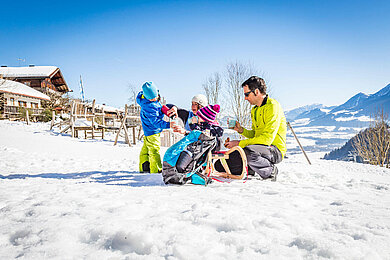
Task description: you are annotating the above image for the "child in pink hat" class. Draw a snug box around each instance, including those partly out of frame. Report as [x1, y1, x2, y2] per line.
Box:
[189, 104, 224, 139]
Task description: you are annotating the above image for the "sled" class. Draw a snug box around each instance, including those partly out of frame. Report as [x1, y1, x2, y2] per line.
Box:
[206, 146, 248, 180]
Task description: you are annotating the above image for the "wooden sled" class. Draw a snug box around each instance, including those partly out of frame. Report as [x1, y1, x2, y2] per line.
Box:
[206, 146, 248, 180]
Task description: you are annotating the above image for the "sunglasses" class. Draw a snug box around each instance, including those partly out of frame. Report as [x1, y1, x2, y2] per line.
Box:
[244, 90, 255, 97]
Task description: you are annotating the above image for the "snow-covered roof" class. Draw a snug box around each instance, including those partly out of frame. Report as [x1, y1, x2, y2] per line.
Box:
[97, 104, 125, 113]
[0, 79, 50, 101]
[86, 102, 125, 113]
[0, 66, 59, 78]
[0, 66, 70, 93]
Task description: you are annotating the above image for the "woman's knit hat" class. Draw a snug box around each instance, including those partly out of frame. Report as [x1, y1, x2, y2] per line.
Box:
[192, 94, 208, 107]
[197, 104, 220, 124]
[142, 81, 159, 100]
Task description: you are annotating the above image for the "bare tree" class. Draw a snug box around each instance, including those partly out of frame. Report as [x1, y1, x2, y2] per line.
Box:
[0, 76, 12, 86]
[0, 79, 5, 115]
[128, 83, 138, 105]
[353, 108, 390, 167]
[225, 61, 258, 127]
[41, 92, 71, 111]
[1, 78, 14, 117]
[0, 93, 5, 117]
[202, 72, 222, 105]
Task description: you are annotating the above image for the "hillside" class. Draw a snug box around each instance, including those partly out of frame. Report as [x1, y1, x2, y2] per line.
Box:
[324, 122, 390, 164]
[1, 121, 390, 259]
[285, 84, 390, 155]
[323, 133, 362, 162]
[289, 83, 390, 128]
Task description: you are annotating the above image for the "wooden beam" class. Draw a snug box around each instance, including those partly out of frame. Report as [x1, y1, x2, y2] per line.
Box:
[114, 104, 130, 146]
[50, 110, 55, 130]
[26, 109, 30, 125]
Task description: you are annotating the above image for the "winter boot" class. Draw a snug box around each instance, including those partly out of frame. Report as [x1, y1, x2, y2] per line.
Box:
[141, 161, 150, 173]
[247, 167, 256, 176]
[269, 166, 278, 182]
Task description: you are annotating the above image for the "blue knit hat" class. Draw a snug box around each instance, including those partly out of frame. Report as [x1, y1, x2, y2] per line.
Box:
[142, 82, 159, 100]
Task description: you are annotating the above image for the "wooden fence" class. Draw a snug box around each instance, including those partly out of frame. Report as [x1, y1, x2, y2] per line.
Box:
[160, 129, 183, 147]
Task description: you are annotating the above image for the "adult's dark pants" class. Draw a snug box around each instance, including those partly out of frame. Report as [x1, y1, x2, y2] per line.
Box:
[214, 145, 283, 179]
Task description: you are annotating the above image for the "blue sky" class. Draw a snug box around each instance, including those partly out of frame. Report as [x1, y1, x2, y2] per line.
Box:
[1, 0, 389, 110]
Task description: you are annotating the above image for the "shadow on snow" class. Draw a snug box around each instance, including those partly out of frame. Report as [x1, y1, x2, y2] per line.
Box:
[49, 130, 131, 146]
[0, 171, 164, 187]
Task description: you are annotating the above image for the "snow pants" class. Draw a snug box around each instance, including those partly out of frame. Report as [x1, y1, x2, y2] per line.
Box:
[215, 144, 283, 178]
[139, 133, 162, 173]
[244, 145, 283, 178]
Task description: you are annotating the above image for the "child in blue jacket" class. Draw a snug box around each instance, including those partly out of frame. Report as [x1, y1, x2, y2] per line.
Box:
[137, 82, 170, 173]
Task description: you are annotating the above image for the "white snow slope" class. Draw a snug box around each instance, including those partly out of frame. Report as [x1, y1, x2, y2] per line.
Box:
[1, 121, 389, 259]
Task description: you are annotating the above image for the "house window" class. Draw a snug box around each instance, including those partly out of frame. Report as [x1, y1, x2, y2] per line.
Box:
[31, 103, 38, 108]
[18, 101, 27, 107]
[10, 97, 15, 106]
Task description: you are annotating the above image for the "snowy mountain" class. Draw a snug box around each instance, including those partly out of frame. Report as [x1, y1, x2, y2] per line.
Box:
[371, 83, 390, 98]
[284, 103, 325, 121]
[331, 92, 369, 113]
[285, 84, 390, 154]
[294, 107, 331, 121]
[290, 83, 390, 128]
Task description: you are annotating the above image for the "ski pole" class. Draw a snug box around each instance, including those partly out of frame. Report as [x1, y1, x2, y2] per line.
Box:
[287, 122, 312, 165]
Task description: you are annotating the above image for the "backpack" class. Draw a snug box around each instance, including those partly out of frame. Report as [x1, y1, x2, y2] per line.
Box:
[162, 130, 217, 185]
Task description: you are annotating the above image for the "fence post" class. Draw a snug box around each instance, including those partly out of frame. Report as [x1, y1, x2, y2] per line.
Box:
[26, 109, 30, 125]
[132, 126, 136, 145]
[50, 110, 55, 130]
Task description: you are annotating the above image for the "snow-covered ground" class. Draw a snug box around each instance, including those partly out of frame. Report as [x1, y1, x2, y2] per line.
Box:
[1, 121, 390, 259]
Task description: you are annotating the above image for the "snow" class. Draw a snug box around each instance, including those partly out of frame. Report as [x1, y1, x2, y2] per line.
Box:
[73, 119, 93, 127]
[291, 118, 311, 126]
[320, 108, 331, 113]
[0, 79, 50, 100]
[0, 66, 58, 78]
[1, 121, 390, 259]
[338, 127, 362, 131]
[335, 116, 371, 122]
[87, 102, 125, 113]
[333, 110, 350, 115]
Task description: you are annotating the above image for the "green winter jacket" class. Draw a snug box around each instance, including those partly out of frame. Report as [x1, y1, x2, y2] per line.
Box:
[239, 96, 287, 158]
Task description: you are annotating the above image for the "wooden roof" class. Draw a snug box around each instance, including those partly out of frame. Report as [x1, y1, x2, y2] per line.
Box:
[0, 66, 71, 93]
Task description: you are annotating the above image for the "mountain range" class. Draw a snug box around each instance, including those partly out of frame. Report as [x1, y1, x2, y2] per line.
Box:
[286, 83, 390, 127]
[217, 84, 389, 154]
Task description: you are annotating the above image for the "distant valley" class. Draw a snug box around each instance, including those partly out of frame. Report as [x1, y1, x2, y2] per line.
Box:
[285, 83, 390, 155]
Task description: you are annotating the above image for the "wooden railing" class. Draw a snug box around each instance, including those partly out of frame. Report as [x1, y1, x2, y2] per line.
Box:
[4, 106, 44, 116]
[4, 106, 19, 114]
[160, 129, 183, 147]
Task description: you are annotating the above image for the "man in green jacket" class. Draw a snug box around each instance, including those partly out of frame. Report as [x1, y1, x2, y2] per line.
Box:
[225, 76, 287, 180]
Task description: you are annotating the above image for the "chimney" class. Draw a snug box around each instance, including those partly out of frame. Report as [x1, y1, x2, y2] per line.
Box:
[29, 64, 35, 67]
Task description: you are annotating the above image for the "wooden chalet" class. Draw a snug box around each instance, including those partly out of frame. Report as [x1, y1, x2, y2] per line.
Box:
[0, 65, 71, 95]
[0, 79, 50, 119]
